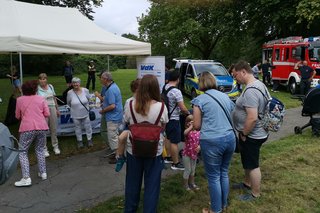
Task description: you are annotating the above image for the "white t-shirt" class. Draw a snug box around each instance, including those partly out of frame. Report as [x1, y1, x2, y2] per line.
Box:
[124, 101, 169, 156]
[165, 84, 183, 120]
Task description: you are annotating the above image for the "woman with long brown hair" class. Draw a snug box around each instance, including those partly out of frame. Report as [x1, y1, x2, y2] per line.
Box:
[123, 74, 168, 213]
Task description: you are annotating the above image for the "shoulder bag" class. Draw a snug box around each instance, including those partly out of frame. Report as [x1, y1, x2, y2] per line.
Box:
[205, 92, 240, 153]
[74, 90, 96, 121]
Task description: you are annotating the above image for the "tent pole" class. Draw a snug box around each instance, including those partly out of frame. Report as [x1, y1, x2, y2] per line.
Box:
[10, 52, 13, 68]
[19, 52, 23, 84]
[107, 55, 110, 71]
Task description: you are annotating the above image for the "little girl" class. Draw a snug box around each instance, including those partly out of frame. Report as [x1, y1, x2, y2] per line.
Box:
[182, 114, 200, 191]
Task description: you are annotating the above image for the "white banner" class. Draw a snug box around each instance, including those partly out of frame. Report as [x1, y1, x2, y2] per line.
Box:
[52, 95, 102, 137]
[136, 56, 165, 89]
[53, 105, 101, 136]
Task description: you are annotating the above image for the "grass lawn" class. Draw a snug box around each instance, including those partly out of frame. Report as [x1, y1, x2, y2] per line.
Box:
[0, 70, 314, 212]
[81, 129, 320, 213]
[0, 71, 300, 163]
[0, 69, 138, 162]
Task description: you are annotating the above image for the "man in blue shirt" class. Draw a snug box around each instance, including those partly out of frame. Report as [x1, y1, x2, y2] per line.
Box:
[99, 71, 123, 164]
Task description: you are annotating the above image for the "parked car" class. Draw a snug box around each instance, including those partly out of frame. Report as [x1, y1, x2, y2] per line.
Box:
[174, 59, 240, 100]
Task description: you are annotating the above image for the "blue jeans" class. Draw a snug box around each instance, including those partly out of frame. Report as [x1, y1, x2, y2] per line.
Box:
[125, 152, 164, 213]
[201, 132, 235, 213]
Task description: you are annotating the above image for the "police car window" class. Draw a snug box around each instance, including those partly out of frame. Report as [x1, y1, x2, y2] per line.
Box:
[186, 66, 194, 78]
[194, 64, 228, 76]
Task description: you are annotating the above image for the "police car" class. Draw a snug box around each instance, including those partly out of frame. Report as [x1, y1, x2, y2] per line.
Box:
[174, 59, 240, 100]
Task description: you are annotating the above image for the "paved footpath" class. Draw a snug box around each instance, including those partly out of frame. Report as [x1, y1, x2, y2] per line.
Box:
[0, 107, 309, 213]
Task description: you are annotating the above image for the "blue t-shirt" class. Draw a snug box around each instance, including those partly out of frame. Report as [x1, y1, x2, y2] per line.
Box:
[191, 89, 235, 140]
[102, 83, 123, 122]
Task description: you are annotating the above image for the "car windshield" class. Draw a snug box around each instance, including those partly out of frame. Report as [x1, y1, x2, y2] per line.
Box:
[309, 47, 320, 62]
[193, 63, 229, 76]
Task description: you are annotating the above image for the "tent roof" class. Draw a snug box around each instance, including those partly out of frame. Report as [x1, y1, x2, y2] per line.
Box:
[0, 0, 151, 55]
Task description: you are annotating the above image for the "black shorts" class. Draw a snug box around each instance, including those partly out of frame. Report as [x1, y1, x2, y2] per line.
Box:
[65, 75, 73, 84]
[240, 136, 267, 170]
[165, 120, 181, 144]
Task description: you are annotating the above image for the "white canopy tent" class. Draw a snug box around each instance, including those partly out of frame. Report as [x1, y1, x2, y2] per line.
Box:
[0, 0, 151, 81]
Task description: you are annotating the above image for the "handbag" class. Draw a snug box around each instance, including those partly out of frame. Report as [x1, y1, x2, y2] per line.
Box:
[74, 91, 96, 121]
[128, 100, 164, 158]
[205, 92, 240, 153]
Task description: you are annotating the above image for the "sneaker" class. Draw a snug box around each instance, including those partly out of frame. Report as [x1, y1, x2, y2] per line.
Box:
[189, 183, 200, 191]
[38, 172, 47, 180]
[44, 150, 50, 158]
[53, 147, 61, 155]
[104, 148, 115, 158]
[171, 162, 185, 171]
[87, 139, 93, 147]
[77, 141, 84, 149]
[238, 193, 258, 201]
[109, 154, 117, 164]
[115, 156, 126, 172]
[185, 185, 192, 191]
[232, 182, 251, 190]
[164, 157, 173, 164]
[15, 178, 32, 187]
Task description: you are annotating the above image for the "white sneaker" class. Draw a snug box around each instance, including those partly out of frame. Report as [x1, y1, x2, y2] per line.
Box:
[53, 147, 61, 155]
[44, 150, 50, 158]
[38, 172, 47, 180]
[15, 177, 32, 187]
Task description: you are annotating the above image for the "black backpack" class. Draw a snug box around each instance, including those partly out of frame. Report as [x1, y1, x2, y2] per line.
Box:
[0, 123, 22, 185]
[161, 85, 177, 119]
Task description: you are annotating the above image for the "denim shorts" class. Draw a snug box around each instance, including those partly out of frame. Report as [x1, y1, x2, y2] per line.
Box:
[13, 79, 21, 87]
[165, 120, 181, 144]
[240, 136, 267, 170]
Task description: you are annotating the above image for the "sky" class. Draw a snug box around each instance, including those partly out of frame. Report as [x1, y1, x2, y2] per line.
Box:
[93, 0, 151, 36]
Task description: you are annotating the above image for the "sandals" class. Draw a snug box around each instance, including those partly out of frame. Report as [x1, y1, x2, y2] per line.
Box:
[202, 208, 214, 213]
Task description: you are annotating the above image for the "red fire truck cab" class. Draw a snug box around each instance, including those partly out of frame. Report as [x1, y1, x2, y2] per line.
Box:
[262, 36, 320, 94]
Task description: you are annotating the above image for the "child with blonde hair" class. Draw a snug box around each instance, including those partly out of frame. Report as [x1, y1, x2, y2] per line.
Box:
[182, 114, 200, 191]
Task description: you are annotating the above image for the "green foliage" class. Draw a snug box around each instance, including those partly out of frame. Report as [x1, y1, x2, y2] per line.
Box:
[17, 0, 103, 20]
[138, 1, 241, 62]
[297, 0, 320, 27]
[140, 0, 320, 65]
[0, 53, 130, 77]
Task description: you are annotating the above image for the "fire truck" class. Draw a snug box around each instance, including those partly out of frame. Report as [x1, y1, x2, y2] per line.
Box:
[262, 36, 320, 94]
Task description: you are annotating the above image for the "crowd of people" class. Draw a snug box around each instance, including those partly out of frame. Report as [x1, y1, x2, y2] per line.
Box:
[9, 58, 317, 213]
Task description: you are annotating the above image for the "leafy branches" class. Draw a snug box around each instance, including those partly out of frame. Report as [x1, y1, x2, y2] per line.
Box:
[17, 0, 103, 20]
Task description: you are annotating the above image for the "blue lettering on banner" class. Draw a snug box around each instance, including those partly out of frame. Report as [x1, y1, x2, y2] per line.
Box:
[141, 65, 154, 71]
[60, 114, 73, 124]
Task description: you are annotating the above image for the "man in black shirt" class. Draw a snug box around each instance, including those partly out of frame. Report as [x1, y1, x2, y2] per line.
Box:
[294, 60, 316, 95]
[261, 60, 271, 85]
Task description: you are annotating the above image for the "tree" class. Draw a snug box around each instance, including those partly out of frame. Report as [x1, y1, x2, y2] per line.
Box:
[138, 1, 242, 61]
[17, 0, 103, 20]
[241, 0, 320, 39]
[139, 0, 320, 66]
[296, 0, 320, 28]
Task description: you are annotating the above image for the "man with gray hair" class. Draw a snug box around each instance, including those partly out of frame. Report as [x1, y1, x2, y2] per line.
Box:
[99, 71, 123, 164]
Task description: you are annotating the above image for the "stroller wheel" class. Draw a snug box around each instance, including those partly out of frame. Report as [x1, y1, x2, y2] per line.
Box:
[294, 126, 302, 134]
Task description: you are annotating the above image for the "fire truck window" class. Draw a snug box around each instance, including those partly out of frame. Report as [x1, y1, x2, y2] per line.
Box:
[285, 48, 290, 61]
[292, 47, 302, 60]
[300, 47, 306, 60]
[275, 49, 280, 61]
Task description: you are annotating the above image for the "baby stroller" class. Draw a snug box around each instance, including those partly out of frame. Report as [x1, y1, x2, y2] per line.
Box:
[294, 88, 320, 136]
